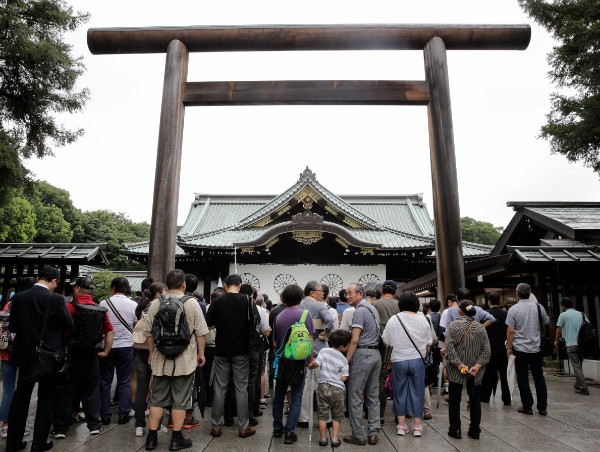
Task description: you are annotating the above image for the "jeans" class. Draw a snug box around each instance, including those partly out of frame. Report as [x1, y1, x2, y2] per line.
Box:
[0, 360, 17, 422]
[348, 349, 381, 438]
[448, 381, 481, 433]
[566, 345, 587, 389]
[99, 347, 134, 419]
[391, 358, 425, 418]
[211, 354, 249, 431]
[272, 366, 306, 433]
[513, 348, 547, 411]
[134, 349, 151, 428]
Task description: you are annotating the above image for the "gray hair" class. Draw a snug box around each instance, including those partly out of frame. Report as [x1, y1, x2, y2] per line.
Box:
[349, 283, 365, 297]
[304, 280, 322, 297]
[255, 294, 265, 307]
[516, 283, 531, 300]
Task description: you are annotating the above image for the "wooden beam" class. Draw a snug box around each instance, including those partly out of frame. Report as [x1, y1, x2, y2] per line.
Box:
[424, 37, 465, 303]
[148, 40, 189, 282]
[183, 80, 429, 106]
[88, 24, 531, 54]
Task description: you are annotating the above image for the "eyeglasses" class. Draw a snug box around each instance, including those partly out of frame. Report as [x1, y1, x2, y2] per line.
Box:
[312, 289, 323, 293]
[346, 291, 355, 296]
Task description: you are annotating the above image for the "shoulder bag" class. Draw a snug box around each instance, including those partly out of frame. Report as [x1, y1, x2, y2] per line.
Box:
[106, 297, 134, 334]
[30, 296, 70, 383]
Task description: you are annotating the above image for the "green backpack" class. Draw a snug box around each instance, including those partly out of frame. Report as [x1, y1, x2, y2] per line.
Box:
[278, 310, 312, 361]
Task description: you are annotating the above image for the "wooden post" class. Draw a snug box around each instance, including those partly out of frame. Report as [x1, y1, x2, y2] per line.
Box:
[148, 40, 189, 282]
[424, 37, 465, 304]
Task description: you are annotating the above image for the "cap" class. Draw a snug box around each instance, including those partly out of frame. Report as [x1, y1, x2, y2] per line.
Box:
[71, 276, 96, 291]
[382, 280, 398, 292]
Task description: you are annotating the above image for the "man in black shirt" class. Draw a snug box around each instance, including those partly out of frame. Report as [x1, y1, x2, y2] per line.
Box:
[480, 292, 511, 405]
[205, 274, 255, 439]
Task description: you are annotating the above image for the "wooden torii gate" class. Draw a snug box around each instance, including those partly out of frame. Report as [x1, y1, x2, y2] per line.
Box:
[88, 24, 530, 300]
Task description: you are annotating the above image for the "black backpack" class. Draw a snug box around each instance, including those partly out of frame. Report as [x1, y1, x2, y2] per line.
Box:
[578, 311, 599, 358]
[151, 294, 193, 358]
[430, 311, 442, 339]
[69, 299, 107, 351]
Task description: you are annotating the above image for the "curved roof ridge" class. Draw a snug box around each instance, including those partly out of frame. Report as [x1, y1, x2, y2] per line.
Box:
[235, 167, 380, 230]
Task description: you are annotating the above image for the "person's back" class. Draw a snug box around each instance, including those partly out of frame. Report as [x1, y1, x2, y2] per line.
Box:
[557, 308, 584, 346]
[207, 291, 250, 357]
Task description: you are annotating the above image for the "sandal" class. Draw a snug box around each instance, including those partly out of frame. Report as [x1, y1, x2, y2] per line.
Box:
[331, 439, 341, 447]
[1, 424, 8, 439]
[318, 438, 328, 446]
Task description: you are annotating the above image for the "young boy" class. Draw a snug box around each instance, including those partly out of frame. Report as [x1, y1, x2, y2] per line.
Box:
[308, 329, 352, 447]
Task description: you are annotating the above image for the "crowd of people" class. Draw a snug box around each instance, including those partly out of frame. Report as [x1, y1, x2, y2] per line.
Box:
[0, 266, 593, 451]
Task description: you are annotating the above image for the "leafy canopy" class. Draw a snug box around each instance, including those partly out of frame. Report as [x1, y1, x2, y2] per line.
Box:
[0, 0, 89, 202]
[518, 0, 600, 174]
[461, 217, 504, 246]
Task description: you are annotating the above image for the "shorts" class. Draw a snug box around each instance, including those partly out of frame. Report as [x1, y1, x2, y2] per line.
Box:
[149, 373, 194, 411]
[316, 382, 345, 421]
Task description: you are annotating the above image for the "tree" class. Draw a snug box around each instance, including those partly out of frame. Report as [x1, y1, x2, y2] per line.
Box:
[0, 196, 36, 242]
[0, 0, 89, 203]
[33, 203, 72, 242]
[77, 210, 150, 270]
[91, 270, 124, 303]
[518, 1, 600, 174]
[461, 217, 504, 245]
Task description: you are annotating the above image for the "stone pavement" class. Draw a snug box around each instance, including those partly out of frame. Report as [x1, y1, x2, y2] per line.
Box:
[2, 370, 599, 452]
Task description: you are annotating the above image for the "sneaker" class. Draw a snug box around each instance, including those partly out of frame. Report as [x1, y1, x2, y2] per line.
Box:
[50, 430, 66, 439]
[90, 430, 100, 436]
[575, 387, 590, 395]
[159, 425, 168, 434]
[413, 425, 423, 437]
[259, 399, 268, 408]
[396, 423, 409, 436]
[423, 412, 433, 420]
[136, 427, 145, 437]
[129, 409, 136, 418]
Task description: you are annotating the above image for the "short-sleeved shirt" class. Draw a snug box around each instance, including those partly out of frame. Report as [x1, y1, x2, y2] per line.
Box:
[273, 306, 314, 350]
[351, 300, 380, 347]
[441, 305, 496, 329]
[506, 299, 549, 353]
[382, 312, 432, 362]
[373, 296, 400, 334]
[140, 289, 208, 376]
[315, 347, 348, 390]
[557, 308, 586, 347]
[100, 294, 137, 348]
[257, 305, 271, 334]
[205, 292, 251, 357]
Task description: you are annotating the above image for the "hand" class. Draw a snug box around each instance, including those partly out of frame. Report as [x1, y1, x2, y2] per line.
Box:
[308, 361, 319, 369]
[318, 332, 329, 341]
[197, 355, 206, 367]
[468, 364, 481, 376]
[440, 347, 447, 358]
[148, 354, 153, 365]
[97, 351, 108, 359]
[506, 347, 512, 358]
[554, 340, 559, 348]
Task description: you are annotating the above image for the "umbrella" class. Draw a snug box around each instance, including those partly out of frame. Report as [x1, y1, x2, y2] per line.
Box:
[436, 361, 444, 408]
[195, 367, 207, 418]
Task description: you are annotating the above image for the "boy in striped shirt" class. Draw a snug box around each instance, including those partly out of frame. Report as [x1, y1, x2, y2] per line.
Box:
[309, 329, 352, 447]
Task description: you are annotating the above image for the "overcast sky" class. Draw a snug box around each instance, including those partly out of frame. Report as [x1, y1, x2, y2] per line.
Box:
[24, 0, 599, 230]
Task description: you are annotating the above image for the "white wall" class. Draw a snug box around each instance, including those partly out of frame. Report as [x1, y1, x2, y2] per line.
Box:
[219, 262, 386, 303]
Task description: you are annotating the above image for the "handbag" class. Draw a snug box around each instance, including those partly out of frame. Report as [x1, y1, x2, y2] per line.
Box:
[537, 304, 553, 357]
[395, 314, 434, 385]
[30, 297, 70, 383]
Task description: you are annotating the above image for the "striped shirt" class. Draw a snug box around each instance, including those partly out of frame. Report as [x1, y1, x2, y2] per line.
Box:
[445, 316, 491, 385]
[315, 347, 349, 390]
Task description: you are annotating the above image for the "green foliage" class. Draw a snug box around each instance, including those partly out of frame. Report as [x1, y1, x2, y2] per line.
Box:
[461, 217, 504, 245]
[77, 210, 150, 270]
[518, 0, 600, 173]
[0, 0, 89, 203]
[91, 270, 124, 303]
[0, 196, 36, 242]
[33, 203, 72, 242]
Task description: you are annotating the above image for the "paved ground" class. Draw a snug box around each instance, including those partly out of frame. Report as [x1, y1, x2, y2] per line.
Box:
[2, 370, 599, 452]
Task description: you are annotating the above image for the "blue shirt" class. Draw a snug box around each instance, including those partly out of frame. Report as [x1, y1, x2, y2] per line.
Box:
[441, 305, 496, 329]
[557, 308, 587, 347]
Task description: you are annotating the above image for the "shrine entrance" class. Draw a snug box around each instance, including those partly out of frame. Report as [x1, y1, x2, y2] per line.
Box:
[88, 24, 530, 300]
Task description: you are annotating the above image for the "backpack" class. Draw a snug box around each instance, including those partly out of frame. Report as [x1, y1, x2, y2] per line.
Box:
[280, 310, 312, 361]
[0, 312, 11, 351]
[69, 299, 108, 351]
[578, 311, 599, 358]
[151, 294, 193, 358]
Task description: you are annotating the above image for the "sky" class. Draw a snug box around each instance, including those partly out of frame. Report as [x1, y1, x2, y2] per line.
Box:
[24, 0, 600, 230]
